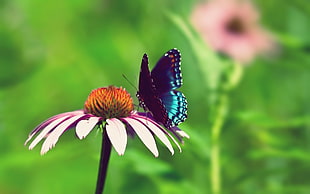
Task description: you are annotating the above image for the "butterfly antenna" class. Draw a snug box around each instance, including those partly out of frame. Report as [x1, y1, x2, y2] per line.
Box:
[122, 74, 138, 91]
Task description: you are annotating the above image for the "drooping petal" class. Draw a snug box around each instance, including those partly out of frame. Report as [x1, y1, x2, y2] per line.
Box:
[176, 130, 190, 139]
[41, 114, 86, 154]
[134, 114, 183, 152]
[133, 116, 175, 155]
[27, 116, 71, 149]
[169, 126, 190, 143]
[164, 131, 182, 153]
[135, 112, 187, 142]
[27, 110, 85, 137]
[76, 116, 101, 139]
[106, 118, 127, 155]
[122, 117, 159, 157]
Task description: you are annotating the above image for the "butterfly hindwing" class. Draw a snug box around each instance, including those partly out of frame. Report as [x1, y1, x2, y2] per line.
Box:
[159, 91, 187, 126]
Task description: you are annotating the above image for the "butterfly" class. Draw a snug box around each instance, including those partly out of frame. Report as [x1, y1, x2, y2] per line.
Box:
[136, 48, 187, 129]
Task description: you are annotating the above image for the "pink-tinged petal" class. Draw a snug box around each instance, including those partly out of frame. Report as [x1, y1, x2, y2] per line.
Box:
[106, 118, 127, 156]
[27, 116, 71, 149]
[133, 117, 174, 155]
[165, 132, 182, 153]
[76, 117, 101, 139]
[176, 130, 190, 139]
[132, 114, 183, 152]
[27, 110, 85, 137]
[123, 117, 159, 157]
[40, 114, 86, 155]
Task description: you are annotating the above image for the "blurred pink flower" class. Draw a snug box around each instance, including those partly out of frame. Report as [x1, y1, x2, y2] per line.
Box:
[191, 0, 275, 64]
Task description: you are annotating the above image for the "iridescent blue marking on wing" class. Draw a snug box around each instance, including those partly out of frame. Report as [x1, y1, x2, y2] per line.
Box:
[159, 91, 187, 126]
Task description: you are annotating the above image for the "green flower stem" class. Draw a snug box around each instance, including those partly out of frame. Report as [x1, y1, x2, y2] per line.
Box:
[95, 126, 112, 194]
[209, 61, 242, 194]
[167, 12, 244, 194]
[210, 95, 228, 194]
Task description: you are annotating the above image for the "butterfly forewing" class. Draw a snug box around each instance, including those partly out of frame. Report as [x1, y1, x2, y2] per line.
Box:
[138, 54, 153, 97]
[137, 54, 172, 128]
[151, 49, 183, 93]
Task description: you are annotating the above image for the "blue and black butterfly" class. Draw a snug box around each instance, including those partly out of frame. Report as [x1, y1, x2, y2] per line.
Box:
[137, 48, 187, 129]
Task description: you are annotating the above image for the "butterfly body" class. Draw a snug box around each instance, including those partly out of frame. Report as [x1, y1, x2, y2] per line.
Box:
[137, 49, 187, 129]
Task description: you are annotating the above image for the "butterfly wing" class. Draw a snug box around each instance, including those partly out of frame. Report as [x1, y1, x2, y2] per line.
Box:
[151, 49, 182, 93]
[151, 49, 187, 127]
[137, 54, 172, 128]
[137, 54, 153, 104]
[159, 90, 187, 127]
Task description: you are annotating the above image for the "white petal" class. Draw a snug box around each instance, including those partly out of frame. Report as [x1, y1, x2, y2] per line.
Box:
[28, 116, 71, 150]
[26, 110, 85, 145]
[76, 117, 100, 139]
[176, 130, 190, 139]
[40, 115, 85, 154]
[123, 118, 159, 157]
[133, 114, 182, 153]
[166, 132, 182, 153]
[134, 117, 174, 155]
[106, 118, 127, 155]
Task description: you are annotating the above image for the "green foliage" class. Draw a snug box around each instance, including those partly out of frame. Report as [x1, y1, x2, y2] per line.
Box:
[0, 0, 309, 193]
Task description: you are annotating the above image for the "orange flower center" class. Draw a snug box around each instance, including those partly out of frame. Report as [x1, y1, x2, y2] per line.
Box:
[84, 86, 134, 119]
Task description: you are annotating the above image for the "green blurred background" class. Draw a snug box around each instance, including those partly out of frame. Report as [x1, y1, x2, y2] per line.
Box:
[0, 0, 310, 193]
